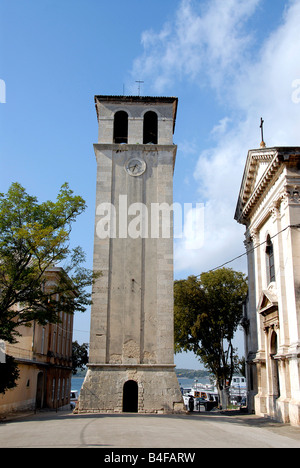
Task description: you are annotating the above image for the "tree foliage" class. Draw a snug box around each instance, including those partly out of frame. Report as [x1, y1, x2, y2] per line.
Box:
[0, 182, 100, 344]
[0, 355, 20, 395]
[174, 268, 248, 405]
[72, 341, 89, 375]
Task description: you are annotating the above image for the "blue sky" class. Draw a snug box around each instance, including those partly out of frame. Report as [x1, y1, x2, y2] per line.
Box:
[1, 0, 300, 369]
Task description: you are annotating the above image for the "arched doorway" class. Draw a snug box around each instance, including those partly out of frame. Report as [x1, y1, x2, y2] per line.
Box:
[270, 330, 280, 398]
[123, 380, 138, 413]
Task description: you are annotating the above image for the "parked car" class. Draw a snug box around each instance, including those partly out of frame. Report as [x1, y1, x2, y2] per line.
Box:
[70, 390, 78, 410]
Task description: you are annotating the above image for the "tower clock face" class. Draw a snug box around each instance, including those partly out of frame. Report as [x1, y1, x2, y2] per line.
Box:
[125, 158, 146, 176]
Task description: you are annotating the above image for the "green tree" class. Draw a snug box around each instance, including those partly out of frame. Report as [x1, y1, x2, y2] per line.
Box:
[0, 355, 20, 395]
[174, 268, 248, 408]
[0, 182, 100, 345]
[238, 356, 246, 378]
[72, 341, 89, 375]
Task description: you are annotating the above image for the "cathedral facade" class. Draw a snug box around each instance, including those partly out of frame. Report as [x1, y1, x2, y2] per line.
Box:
[235, 146, 300, 426]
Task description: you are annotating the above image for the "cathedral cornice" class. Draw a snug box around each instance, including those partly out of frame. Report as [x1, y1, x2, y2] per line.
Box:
[235, 147, 300, 225]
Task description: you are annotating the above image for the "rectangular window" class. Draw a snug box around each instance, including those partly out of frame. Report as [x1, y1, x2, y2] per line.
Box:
[41, 328, 45, 354]
[52, 379, 56, 402]
[53, 330, 57, 353]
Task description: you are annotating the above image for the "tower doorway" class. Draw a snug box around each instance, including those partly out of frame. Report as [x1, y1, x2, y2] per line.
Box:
[123, 380, 138, 413]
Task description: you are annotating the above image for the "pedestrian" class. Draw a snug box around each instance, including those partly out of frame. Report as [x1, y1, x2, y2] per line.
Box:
[188, 395, 194, 412]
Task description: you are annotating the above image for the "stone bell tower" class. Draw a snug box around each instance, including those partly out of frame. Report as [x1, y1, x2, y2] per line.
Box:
[78, 95, 183, 414]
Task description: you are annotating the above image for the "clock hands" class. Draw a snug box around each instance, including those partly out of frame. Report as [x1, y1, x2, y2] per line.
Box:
[129, 163, 140, 173]
[125, 158, 146, 176]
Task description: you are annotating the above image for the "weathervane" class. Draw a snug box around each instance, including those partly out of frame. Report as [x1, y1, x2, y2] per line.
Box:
[136, 80, 144, 96]
[260, 117, 266, 148]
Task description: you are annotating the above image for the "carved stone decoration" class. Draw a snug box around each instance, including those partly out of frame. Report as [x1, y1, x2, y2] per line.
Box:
[270, 201, 281, 221]
[244, 231, 253, 253]
[280, 187, 291, 209]
[292, 185, 300, 203]
[250, 227, 259, 247]
[258, 288, 279, 332]
[280, 185, 300, 208]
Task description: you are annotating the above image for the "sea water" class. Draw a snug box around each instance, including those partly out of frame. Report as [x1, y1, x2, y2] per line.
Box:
[71, 376, 211, 393]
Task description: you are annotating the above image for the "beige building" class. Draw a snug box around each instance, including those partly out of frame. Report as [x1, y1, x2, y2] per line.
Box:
[235, 145, 300, 426]
[78, 95, 183, 414]
[0, 268, 74, 416]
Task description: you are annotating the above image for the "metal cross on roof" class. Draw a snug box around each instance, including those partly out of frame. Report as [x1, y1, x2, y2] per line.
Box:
[260, 117, 266, 148]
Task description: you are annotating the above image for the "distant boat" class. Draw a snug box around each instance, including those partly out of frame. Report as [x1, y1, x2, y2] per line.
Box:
[182, 385, 219, 412]
[181, 375, 247, 411]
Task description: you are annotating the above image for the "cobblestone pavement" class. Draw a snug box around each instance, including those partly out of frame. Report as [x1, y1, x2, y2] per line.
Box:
[0, 410, 299, 448]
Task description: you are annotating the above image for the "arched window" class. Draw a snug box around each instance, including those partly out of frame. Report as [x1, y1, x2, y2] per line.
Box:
[113, 111, 128, 144]
[266, 235, 275, 283]
[143, 111, 158, 144]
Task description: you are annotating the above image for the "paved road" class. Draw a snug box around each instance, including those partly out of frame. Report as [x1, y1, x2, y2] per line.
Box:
[0, 410, 299, 449]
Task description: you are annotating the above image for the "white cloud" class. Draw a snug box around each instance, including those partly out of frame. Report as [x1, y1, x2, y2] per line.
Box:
[234, 0, 300, 146]
[131, 0, 300, 276]
[132, 0, 260, 92]
[211, 117, 232, 136]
